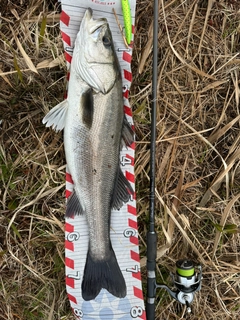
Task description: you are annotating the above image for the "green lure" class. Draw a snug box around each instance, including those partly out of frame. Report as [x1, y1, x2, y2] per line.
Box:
[121, 0, 132, 44]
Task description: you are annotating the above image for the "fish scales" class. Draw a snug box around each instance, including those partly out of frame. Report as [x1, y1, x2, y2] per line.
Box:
[67, 82, 123, 260]
[89, 89, 123, 259]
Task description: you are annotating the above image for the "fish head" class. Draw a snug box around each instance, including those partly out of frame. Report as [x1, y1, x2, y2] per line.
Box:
[73, 8, 120, 94]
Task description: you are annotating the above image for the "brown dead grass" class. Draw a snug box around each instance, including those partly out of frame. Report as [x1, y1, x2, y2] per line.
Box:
[0, 0, 240, 319]
[133, 0, 240, 319]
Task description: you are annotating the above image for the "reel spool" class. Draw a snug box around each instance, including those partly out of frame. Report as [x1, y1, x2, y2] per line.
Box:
[157, 259, 202, 313]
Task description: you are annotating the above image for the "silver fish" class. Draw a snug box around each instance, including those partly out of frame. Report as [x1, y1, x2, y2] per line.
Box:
[43, 8, 134, 301]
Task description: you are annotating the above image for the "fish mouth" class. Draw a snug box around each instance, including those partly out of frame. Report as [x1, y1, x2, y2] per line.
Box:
[83, 8, 108, 35]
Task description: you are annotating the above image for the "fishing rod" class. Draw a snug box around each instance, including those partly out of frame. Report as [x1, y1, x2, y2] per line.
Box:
[146, 1, 202, 319]
[145, 0, 159, 318]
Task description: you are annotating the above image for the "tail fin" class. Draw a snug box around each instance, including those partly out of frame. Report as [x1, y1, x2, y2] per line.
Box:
[81, 247, 126, 301]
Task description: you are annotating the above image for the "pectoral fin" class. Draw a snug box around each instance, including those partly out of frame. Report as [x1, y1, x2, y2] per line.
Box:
[42, 100, 68, 131]
[82, 88, 93, 129]
[111, 166, 134, 210]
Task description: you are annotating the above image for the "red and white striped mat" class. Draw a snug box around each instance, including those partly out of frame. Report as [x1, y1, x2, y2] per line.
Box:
[59, 1, 146, 319]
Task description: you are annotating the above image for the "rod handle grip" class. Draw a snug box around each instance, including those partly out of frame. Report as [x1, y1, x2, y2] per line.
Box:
[146, 300, 155, 320]
[147, 232, 157, 264]
[146, 232, 157, 320]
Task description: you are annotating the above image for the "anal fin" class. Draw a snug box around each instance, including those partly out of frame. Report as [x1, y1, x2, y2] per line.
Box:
[66, 190, 84, 217]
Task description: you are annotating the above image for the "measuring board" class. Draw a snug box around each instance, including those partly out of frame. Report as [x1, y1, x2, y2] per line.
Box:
[59, 1, 146, 319]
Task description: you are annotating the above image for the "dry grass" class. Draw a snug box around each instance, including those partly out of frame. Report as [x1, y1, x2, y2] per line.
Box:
[0, 0, 240, 319]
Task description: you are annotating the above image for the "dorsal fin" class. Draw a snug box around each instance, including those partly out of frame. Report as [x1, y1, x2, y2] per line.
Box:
[122, 115, 134, 147]
[111, 166, 134, 210]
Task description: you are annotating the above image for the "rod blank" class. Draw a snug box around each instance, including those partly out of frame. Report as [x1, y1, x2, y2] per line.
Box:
[146, 0, 158, 319]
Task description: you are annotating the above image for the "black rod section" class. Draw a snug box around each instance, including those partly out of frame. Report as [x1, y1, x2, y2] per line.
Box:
[149, 0, 158, 232]
[146, 0, 158, 319]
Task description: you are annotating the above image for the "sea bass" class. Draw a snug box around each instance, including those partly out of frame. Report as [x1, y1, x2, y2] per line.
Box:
[42, 8, 134, 301]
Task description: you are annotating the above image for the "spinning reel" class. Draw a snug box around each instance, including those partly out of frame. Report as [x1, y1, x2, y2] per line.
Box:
[157, 259, 202, 313]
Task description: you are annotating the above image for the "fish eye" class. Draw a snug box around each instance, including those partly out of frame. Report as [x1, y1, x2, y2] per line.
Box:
[102, 36, 111, 47]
